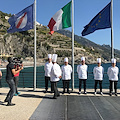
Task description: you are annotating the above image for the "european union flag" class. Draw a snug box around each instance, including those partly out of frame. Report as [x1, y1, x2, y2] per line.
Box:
[7, 4, 34, 33]
[82, 2, 111, 36]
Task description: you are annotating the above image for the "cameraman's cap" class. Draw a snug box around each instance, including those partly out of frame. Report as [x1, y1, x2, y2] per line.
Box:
[64, 57, 68, 62]
[48, 54, 52, 59]
[52, 54, 57, 62]
[97, 58, 101, 63]
[81, 57, 85, 61]
[111, 58, 116, 63]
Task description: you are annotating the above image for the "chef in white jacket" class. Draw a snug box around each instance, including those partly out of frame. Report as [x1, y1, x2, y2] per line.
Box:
[61, 57, 72, 94]
[44, 54, 53, 93]
[93, 58, 104, 95]
[50, 54, 62, 99]
[77, 57, 88, 94]
[107, 58, 119, 96]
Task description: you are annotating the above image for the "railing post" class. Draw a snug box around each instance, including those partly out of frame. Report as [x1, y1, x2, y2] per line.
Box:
[22, 72, 25, 88]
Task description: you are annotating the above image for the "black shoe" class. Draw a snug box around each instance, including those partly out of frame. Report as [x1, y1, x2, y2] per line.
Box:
[6, 103, 15, 106]
[53, 96, 57, 99]
[67, 91, 70, 94]
[109, 93, 112, 96]
[44, 90, 47, 93]
[57, 94, 60, 97]
[115, 93, 118, 96]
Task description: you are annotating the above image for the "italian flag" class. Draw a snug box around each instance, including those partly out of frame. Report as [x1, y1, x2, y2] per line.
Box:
[48, 1, 71, 34]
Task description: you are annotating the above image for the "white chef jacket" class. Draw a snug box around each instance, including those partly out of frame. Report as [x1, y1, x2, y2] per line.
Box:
[44, 62, 53, 77]
[107, 66, 119, 81]
[61, 64, 72, 80]
[77, 64, 88, 79]
[93, 66, 104, 80]
[50, 63, 62, 82]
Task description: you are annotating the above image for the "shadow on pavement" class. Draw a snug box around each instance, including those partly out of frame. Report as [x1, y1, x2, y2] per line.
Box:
[19, 94, 53, 99]
[0, 101, 7, 106]
[19, 89, 46, 93]
[0, 93, 7, 96]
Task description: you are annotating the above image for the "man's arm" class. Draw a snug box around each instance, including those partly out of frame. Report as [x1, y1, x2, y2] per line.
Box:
[53, 66, 62, 78]
[0, 71, 2, 77]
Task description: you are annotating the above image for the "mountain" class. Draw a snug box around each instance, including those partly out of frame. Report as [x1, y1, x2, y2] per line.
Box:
[57, 29, 120, 62]
[0, 10, 120, 64]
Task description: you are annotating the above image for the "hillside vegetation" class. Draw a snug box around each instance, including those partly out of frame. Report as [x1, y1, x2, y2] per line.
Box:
[0, 11, 120, 64]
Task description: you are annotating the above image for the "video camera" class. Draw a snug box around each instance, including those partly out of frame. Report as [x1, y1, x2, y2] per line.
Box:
[12, 57, 23, 67]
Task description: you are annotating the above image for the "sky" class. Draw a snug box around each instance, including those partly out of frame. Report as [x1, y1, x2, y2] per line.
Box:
[0, 0, 120, 50]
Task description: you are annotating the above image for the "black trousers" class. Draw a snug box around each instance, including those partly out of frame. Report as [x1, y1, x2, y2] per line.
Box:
[79, 79, 87, 92]
[14, 76, 19, 94]
[50, 81, 54, 92]
[52, 81, 59, 98]
[94, 80, 102, 92]
[62, 80, 70, 92]
[5, 79, 15, 104]
[109, 80, 118, 93]
[45, 76, 50, 90]
[45, 76, 54, 92]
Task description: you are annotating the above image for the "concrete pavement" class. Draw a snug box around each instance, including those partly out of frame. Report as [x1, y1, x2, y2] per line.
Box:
[0, 88, 45, 120]
[0, 88, 120, 120]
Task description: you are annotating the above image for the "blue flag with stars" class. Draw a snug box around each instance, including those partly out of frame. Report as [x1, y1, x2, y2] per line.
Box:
[82, 2, 111, 36]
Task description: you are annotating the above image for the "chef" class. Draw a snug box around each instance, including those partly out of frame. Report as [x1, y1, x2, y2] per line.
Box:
[50, 54, 62, 99]
[77, 57, 88, 94]
[44, 54, 53, 93]
[107, 58, 119, 96]
[61, 57, 72, 94]
[93, 58, 104, 95]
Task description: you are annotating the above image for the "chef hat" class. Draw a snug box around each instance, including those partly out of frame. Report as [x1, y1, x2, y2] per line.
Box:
[64, 57, 68, 62]
[111, 58, 116, 63]
[81, 57, 85, 61]
[52, 54, 57, 62]
[48, 54, 52, 59]
[97, 58, 101, 63]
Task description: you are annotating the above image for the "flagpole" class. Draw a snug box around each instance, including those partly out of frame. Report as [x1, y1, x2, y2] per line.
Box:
[72, 0, 74, 91]
[34, 0, 37, 91]
[111, 0, 114, 92]
[111, 0, 114, 59]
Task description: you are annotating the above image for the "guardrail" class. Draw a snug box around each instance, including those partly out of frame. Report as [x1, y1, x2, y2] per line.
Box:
[0, 71, 120, 89]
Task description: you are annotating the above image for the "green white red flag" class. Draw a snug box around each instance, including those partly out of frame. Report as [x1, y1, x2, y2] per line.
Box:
[48, 1, 71, 34]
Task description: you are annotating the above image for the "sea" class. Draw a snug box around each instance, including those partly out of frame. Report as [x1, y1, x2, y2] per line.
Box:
[0, 63, 120, 89]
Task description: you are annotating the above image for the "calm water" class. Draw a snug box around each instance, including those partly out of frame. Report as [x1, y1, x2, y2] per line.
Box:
[1, 63, 120, 89]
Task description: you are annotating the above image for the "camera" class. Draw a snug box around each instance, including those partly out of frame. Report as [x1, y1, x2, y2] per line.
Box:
[12, 57, 23, 67]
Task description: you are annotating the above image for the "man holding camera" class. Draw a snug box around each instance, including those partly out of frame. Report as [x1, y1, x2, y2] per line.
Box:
[4, 57, 23, 106]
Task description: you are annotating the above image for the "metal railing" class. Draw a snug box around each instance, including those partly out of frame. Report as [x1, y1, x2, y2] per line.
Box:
[0, 71, 120, 89]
